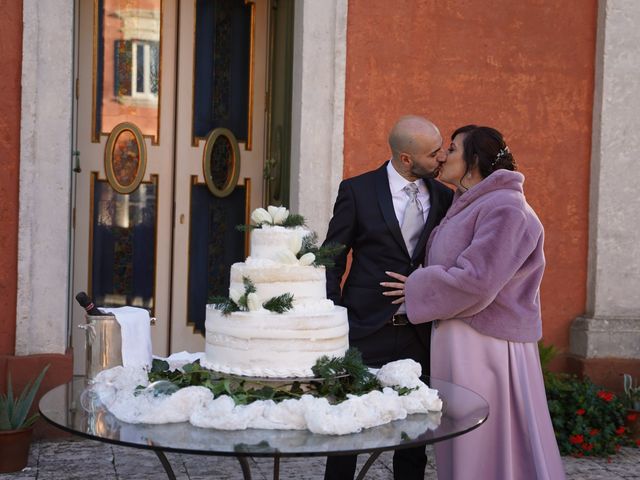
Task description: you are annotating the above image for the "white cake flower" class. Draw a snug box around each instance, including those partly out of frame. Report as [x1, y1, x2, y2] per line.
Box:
[271, 206, 289, 225]
[246, 292, 262, 312]
[288, 233, 303, 255]
[229, 288, 243, 305]
[271, 249, 299, 265]
[251, 208, 272, 225]
[267, 205, 279, 218]
[298, 252, 316, 266]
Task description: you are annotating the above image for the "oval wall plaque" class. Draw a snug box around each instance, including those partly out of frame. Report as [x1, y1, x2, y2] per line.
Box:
[203, 128, 241, 197]
[104, 122, 147, 194]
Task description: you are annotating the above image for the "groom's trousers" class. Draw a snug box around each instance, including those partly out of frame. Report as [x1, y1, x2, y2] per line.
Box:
[323, 322, 431, 480]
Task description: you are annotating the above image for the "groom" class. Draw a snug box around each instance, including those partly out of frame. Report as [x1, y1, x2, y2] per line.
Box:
[322, 115, 453, 480]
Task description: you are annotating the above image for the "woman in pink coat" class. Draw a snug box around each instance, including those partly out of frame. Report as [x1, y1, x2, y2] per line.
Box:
[383, 126, 565, 479]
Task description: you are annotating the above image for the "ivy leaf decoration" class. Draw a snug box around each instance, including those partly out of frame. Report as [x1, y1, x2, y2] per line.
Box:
[151, 358, 170, 374]
[263, 293, 294, 313]
[394, 386, 418, 396]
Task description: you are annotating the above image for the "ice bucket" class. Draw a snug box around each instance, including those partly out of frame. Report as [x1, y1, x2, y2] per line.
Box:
[79, 314, 122, 380]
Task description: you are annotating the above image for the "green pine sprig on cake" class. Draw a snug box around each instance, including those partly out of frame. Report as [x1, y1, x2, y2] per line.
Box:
[209, 296, 240, 314]
[298, 232, 345, 268]
[209, 276, 294, 315]
[281, 213, 305, 227]
[262, 293, 294, 313]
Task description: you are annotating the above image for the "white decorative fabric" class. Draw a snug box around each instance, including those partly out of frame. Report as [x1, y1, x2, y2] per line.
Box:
[401, 182, 424, 256]
[91, 358, 442, 435]
[101, 306, 153, 368]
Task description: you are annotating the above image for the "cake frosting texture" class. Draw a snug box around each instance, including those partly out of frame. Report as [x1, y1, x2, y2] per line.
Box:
[204, 221, 350, 377]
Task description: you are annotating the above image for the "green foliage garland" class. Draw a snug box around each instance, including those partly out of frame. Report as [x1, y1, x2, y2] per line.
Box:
[310, 348, 382, 402]
[140, 348, 407, 406]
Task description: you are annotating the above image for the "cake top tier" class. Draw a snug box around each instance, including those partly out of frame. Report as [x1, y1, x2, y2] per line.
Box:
[244, 205, 344, 269]
[250, 225, 311, 261]
[248, 206, 312, 264]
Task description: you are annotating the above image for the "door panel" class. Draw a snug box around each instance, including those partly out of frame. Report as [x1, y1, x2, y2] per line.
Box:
[169, 0, 267, 353]
[73, 0, 266, 372]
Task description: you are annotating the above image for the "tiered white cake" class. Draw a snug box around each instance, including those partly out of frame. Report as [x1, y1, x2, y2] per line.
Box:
[203, 208, 349, 378]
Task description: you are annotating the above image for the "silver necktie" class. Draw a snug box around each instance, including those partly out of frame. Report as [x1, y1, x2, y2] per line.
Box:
[401, 183, 424, 256]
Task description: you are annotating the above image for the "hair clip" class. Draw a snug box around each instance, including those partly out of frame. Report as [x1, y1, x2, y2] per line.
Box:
[492, 146, 509, 166]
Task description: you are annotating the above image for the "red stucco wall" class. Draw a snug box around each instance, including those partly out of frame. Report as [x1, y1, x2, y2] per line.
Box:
[0, 0, 23, 355]
[344, 1, 597, 354]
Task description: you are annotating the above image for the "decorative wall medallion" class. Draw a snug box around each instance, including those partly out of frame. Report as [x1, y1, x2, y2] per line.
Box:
[104, 122, 147, 194]
[203, 128, 240, 197]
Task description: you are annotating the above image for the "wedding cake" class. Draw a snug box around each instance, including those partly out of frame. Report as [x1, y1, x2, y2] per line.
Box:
[202, 206, 349, 378]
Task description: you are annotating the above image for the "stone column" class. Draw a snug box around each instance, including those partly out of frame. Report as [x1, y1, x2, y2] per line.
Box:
[289, 0, 348, 239]
[17, 0, 74, 355]
[570, 0, 640, 368]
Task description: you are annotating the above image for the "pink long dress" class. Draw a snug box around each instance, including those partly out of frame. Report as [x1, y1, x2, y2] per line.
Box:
[431, 319, 566, 480]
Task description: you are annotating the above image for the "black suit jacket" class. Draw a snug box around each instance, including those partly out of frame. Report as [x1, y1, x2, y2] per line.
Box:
[323, 162, 454, 340]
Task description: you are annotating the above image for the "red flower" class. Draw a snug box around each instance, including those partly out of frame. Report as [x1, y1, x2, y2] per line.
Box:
[615, 426, 626, 435]
[589, 428, 600, 436]
[573, 452, 584, 458]
[636, 439, 640, 447]
[581, 442, 594, 451]
[576, 408, 586, 416]
[628, 412, 638, 422]
[596, 390, 614, 402]
[569, 434, 584, 444]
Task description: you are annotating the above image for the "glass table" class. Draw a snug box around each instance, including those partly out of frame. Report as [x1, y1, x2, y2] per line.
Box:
[40, 376, 488, 480]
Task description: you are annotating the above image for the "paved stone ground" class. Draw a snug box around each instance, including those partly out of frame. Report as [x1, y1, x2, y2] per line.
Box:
[0, 439, 638, 479]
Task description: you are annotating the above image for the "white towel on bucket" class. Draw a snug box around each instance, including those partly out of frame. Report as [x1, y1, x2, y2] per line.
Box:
[102, 306, 153, 368]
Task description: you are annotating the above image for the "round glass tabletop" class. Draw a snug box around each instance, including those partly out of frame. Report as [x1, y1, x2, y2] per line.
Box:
[39, 376, 488, 458]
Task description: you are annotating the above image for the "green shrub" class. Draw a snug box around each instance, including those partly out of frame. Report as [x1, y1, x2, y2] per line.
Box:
[545, 373, 637, 456]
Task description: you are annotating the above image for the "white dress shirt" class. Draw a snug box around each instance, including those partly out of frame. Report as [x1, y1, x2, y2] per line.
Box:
[386, 161, 430, 315]
[386, 160, 431, 226]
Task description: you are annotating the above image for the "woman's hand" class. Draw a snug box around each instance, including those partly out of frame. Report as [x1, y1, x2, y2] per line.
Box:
[380, 271, 408, 305]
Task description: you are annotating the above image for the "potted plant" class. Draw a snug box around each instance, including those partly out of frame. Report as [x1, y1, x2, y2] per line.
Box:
[0, 364, 49, 473]
[623, 373, 640, 440]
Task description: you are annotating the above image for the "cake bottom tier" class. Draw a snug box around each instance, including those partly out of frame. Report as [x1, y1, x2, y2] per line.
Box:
[203, 305, 349, 378]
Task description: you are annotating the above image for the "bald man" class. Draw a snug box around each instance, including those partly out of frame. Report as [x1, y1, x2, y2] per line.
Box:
[323, 116, 453, 480]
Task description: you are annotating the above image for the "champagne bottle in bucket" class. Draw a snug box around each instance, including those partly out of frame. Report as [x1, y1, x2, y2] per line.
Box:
[75, 292, 113, 316]
[76, 292, 121, 379]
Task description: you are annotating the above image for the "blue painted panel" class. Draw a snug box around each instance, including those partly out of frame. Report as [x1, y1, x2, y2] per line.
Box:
[188, 184, 246, 333]
[194, 0, 251, 140]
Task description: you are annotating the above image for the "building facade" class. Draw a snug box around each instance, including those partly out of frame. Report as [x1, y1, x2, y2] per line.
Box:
[1, 0, 638, 397]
